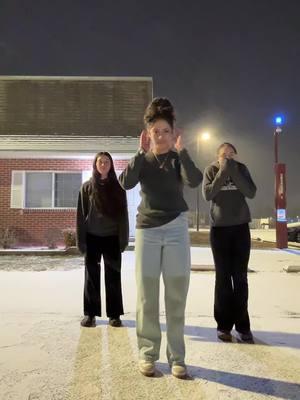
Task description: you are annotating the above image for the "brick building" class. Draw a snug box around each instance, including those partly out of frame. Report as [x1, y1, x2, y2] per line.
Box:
[0, 76, 152, 246]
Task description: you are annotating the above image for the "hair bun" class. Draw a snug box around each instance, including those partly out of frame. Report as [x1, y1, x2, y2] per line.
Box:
[144, 97, 175, 127]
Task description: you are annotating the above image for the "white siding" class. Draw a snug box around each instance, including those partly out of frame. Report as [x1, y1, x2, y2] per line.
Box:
[126, 185, 140, 237]
[10, 171, 24, 208]
[82, 170, 92, 183]
[116, 170, 140, 238]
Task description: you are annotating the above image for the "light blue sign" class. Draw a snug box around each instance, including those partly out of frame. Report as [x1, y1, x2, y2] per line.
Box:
[277, 209, 287, 222]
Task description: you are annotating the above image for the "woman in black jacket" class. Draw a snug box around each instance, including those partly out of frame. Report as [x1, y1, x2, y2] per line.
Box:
[77, 151, 129, 328]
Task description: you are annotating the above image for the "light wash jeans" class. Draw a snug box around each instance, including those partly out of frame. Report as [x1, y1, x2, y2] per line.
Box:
[135, 213, 190, 365]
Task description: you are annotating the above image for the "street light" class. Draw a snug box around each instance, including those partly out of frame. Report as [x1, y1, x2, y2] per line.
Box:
[196, 132, 211, 231]
[201, 132, 211, 141]
[273, 115, 288, 248]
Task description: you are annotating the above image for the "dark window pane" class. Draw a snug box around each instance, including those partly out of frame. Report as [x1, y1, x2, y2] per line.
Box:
[55, 173, 82, 208]
[25, 173, 52, 208]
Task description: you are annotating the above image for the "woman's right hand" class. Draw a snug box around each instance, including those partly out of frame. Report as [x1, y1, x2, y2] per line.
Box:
[218, 156, 228, 171]
[139, 130, 150, 152]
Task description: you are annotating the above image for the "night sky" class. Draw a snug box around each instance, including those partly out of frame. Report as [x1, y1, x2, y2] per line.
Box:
[0, 0, 299, 217]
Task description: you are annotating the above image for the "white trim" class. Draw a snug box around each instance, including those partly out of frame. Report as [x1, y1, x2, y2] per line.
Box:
[0, 136, 139, 155]
[22, 207, 77, 211]
[22, 171, 26, 208]
[10, 171, 25, 208]
[51, 173, 55, 209]
[22, 170, 85, 174]
[82, 170, 92, 183]
[0, 75, 153, 82]
[0, 151, 134, 159]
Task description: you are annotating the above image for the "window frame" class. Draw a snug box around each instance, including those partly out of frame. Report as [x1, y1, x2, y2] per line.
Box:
[23, 170, 82, 210]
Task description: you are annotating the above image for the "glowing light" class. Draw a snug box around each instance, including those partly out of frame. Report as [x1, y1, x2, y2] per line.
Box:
[274, 115, 284, 126]
[201, 132, 211, 141]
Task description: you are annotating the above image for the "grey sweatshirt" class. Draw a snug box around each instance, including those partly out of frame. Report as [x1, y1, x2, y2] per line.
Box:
[119, 149, 203, 228]
[202, 158, 256, 227]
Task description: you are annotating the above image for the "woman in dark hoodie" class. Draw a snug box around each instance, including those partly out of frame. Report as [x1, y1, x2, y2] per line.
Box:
[76, 151, 129, 328]
[202, 143, 256, 343]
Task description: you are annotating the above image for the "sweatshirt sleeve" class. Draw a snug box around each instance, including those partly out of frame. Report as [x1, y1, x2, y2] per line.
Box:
[76, 185, 89, 254]
[118, 194, 129, 252]
[118, 150, 145, 190]
[229, 162, 257, 199]
[178, 149, 203, 188]
[202, 164, 230, 201]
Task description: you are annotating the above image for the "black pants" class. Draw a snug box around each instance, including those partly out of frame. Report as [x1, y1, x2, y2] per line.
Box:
[210, 223, 251, 333]
[84, 233, 124, 318]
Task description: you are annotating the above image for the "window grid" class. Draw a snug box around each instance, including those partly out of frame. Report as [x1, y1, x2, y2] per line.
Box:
[24, 171, 82, 209]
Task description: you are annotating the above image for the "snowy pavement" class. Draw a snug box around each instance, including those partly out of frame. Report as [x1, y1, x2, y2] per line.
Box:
[0, 248, 299, 399]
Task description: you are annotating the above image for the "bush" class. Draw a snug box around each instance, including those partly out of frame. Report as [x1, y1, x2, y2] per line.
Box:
[63, 228, 76, 248]
[44, 228, 62, 249]
[0, 227, 17, 249]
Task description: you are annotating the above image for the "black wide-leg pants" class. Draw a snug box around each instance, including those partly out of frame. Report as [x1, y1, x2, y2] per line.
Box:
[83, 233, 124, 318]
[210, 223, 251, 333]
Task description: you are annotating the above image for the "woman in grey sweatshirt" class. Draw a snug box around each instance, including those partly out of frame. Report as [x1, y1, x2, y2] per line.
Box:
[202, 142, 256, 343]
[119, 97, 203, 379]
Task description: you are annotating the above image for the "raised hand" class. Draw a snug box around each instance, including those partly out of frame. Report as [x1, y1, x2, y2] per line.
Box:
[218, 156, 228, 171]
[174, 128, 184, 151]
[139, 130, 151, 152]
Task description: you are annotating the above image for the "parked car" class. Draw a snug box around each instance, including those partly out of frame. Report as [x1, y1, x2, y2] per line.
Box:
[287, 222, 300, 243]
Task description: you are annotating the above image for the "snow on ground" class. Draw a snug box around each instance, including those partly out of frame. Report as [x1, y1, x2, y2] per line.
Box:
[1, 246, 299, 272]
[0, 248, 299, 399]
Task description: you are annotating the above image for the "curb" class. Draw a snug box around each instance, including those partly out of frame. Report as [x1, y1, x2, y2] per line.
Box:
[191, 265, 255, 273]
[191, 265, 215, 272]
[284, 265, 300, 273]
[0, 245, 136, 256]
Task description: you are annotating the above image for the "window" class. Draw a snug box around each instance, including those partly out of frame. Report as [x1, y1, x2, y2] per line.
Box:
[24, 172, 82, 208]
[55, 173, 82, 207]
[25, 172, 52, 208]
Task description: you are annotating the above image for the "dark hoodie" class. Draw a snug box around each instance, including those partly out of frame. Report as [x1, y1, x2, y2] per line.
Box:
[76, 179, 129, 254]
[119, 148, 203, 228]
[202, 158, 256, 227]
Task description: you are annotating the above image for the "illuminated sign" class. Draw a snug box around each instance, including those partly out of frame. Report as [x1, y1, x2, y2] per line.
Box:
[277, 209, 287, 222]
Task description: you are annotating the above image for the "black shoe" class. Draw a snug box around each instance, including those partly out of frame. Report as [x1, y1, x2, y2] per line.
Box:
[109, 317, 122, 327]
[80, 315, 96, 327]
[236, 331, 254, 343]
[217, 329, 232, 342]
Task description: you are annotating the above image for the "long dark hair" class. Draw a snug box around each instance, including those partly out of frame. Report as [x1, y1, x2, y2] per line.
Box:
[144, 97, 176, 128]
[91, 152, 127, 219]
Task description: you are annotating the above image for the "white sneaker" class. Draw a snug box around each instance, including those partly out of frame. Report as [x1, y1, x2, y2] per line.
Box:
[171, 364, 187, 379]
[138, 360, 155, 377]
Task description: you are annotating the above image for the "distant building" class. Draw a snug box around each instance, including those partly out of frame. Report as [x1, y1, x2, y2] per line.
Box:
[0, 75, 152, 246]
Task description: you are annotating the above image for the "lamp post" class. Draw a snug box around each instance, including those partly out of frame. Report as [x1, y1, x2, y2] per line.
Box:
[196, 132, 210, 231]
[274, 116, 288, 248]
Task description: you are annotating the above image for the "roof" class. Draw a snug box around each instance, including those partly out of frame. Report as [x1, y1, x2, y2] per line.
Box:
[0, 135, 139, 158]
[0, 75, 153, 137]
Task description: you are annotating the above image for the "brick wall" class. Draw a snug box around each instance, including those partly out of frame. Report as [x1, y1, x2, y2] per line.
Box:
[0, 158, 128, 247]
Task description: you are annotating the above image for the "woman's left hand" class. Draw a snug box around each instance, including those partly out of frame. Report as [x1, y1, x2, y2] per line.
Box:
[174, 128, 184, 151]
